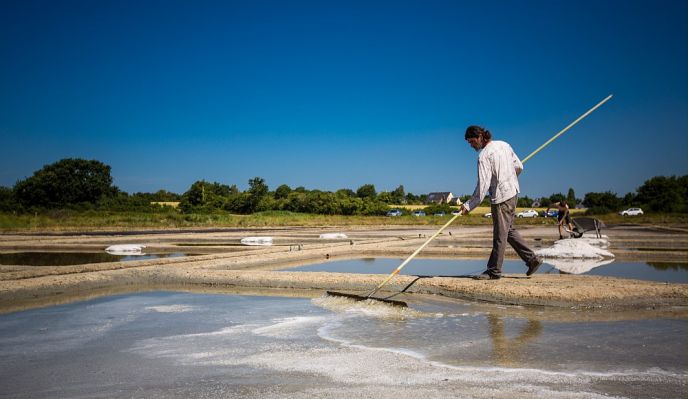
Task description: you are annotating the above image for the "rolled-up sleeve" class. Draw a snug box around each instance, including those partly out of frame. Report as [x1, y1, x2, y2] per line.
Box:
[464, 155, 492, 212]
[513, 151, 523, 176]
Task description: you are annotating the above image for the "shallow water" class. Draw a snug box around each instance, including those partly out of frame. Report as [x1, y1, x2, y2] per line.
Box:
[0, 251, 197, 266]
[0, 292, 685, 398]
[283, 258, 688, 283]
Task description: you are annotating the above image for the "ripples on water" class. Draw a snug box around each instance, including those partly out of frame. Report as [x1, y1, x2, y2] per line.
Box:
[0, 292, 685, 398]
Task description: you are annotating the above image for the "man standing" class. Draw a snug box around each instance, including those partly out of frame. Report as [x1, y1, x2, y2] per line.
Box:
[460, 126, 542, 280]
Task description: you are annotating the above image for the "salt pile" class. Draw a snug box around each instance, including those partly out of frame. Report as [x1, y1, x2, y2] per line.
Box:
[535, 238, 614, 260]
[535, 237, 615, 274]
[240, 237, 273, 246]
[319, 233, 348, 239]
[105, 244, 146, 255]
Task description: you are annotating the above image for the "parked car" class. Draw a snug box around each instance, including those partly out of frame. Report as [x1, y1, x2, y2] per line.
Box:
[434, 211, 446, 217]
[386, 209, 402, 217]
[540, 209, 559, 218]
[620, 207, 644, 216]
[517, 209, 538, 218]
[412, 210, 426, 217]
[483, 212, 492, 218]
[451, 210, 462, 216]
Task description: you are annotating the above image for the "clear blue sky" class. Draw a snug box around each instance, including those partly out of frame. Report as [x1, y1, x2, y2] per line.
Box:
[1, 0, 686, 199]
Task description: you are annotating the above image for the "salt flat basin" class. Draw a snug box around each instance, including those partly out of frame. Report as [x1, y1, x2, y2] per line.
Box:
[0, 291, 684, 399]
[3, 265, 686, 312]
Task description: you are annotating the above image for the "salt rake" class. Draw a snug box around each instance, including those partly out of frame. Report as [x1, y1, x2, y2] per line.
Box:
[327, 94, 613, 307]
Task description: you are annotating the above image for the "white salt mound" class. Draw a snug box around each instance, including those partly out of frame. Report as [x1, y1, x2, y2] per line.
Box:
[319, 233, 348, 239]
[240, 237, 273, 246]
[535, 238, 614, 260]
[105, 244, 146, 255]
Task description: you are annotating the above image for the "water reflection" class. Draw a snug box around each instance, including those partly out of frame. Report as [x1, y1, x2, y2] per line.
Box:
[647, 262, 688, 271]
[286, 258, 688, 283]
[544, 257, 615, 274]
[488, 314, 542, 366]
[0, 252, 194, 266]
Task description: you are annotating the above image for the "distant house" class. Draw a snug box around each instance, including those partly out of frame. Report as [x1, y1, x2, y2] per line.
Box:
[448, 197, 463, 206]
[426, 192, 454, 204]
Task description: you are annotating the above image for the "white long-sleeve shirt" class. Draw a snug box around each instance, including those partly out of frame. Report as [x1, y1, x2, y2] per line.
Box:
[464, 140, 523, 212]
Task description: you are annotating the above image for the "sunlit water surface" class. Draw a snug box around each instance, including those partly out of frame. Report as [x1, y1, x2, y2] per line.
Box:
[283, 258, 688, 283]
[0, 292, 685, 398]
[0, 251, 196, 266]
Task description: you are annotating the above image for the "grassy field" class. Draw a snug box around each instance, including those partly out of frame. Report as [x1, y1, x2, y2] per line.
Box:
[1, 209, 686, 232]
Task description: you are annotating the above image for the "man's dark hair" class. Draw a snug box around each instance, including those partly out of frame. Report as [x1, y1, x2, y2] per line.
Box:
[465, 125, 492, 141]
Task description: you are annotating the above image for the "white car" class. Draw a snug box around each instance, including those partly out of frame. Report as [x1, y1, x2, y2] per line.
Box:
[620, 207, 644, 216]
[451, 210, 462, 216]
[517, 209, 538, 218]
[483, 212, 492, 218]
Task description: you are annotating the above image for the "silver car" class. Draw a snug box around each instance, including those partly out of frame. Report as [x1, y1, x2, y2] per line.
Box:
[620, 207, 644, 216]
[516, 209, 538, 218]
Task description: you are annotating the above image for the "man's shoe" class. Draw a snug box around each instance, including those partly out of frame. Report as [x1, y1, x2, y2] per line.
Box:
[473, 271, 501, 280]
[526, 257, 543, 276]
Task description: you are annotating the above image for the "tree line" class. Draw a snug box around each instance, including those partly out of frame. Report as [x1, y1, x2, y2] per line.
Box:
[1, 158, 686, 215]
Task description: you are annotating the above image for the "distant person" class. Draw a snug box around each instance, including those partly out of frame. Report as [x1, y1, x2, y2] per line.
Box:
[460, 126, 542, 280]
[547, 201, 574, 240]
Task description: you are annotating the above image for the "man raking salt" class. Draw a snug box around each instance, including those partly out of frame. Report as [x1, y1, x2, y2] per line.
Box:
[460, 125, 542, 280]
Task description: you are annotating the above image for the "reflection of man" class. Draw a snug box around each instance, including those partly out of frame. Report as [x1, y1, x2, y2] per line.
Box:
[460, 125, 542, 280]
[487, 314, 542, 366]
[547, 201, 574, 240]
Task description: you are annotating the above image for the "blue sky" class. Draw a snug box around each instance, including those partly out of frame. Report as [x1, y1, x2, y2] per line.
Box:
[1, 0, 686, 199]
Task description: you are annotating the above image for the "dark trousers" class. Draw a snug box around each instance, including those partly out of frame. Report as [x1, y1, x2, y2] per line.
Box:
[487, 196, 537, 275]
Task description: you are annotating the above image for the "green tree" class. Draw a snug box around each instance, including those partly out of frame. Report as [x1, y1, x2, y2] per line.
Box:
[406, 192, 420, 204]
[566, 188, 576, 206]
[622, 192, 637, 207]
[356, 184, 377, 199]
[635, 175, 687, 212]
[517, 196, 534, 207]
[549, 193, 566, 204]
[377, 191, 393, 203]
[0, 186, 18, 212]
[335, 188, 356, 198]
[179, 180, 237, 212]
[391, 185, 405, 204]
[246, 177, 269, 213]
[274, 184, 292, 200]
[14, 158, 114, 208]
[583, 191, 623, 214]
[223, 192, 250, 213]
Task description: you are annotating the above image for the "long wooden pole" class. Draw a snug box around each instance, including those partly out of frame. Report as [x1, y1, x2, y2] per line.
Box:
[365, 94, 613, 298]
